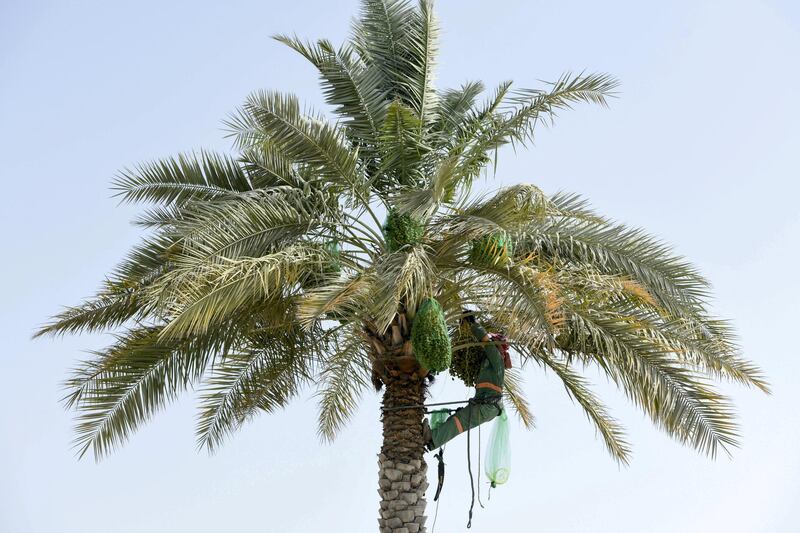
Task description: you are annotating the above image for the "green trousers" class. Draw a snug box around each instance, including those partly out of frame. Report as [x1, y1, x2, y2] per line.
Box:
[430, 398, 502, 449]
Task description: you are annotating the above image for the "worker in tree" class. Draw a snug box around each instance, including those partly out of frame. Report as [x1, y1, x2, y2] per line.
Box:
[423, 314, 511, 451]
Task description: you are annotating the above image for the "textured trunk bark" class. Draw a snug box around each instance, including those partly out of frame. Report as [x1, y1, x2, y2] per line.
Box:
[377, 371, 429, 533]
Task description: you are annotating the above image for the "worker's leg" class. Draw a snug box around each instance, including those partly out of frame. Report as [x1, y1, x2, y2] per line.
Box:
[430, 403, 500, 449]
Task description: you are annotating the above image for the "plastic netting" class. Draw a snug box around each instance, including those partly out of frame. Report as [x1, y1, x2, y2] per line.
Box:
[484, 409, 511, 487]
[429, 409, 450, 431]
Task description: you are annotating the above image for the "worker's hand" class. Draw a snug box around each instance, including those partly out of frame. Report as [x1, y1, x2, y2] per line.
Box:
[489, 332, 512, 368]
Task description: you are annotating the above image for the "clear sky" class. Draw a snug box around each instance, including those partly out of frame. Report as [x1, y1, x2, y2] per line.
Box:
[2, 0, 799, 531]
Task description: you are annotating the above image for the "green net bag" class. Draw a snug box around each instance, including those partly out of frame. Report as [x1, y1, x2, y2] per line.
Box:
[382, 210, 424, 252]
[411, 298, 452, 372]
[485, 408, 511, 487]
[429, 409, 450, 431]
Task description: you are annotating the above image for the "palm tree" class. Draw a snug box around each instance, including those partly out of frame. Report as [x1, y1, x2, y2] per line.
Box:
[37, 1, 768, 531]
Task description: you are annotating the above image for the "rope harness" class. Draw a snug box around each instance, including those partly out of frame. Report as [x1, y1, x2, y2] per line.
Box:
[380, 395, 502, 414]
[380, 399, 470, 413]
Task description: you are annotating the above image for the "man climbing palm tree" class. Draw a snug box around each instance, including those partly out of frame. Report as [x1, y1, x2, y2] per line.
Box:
[424, 315, 507, 450]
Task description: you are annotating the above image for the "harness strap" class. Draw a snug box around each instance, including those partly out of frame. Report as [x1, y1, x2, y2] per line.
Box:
[466, 402, 475, 528]
[476, 382, 503, 393]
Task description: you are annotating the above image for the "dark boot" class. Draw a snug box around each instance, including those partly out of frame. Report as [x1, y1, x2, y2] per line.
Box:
[422, 418, 433, 451]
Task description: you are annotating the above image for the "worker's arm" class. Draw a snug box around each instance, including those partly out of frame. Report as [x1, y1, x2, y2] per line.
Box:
[470, 322, 503, 373]
[469, 322, 490, 343]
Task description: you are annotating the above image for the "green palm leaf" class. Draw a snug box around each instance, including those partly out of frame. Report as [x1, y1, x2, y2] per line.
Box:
[196, 331, 318, 452]
[523, 346, 631, 464]
[66, 326, 221, 459]
[316, 329, 373, 441]
[113, 150, 252, 205]
[274, 35, 386, 145]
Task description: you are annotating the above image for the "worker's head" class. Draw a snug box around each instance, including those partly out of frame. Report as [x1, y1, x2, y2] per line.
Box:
[459, 308, 477, 325]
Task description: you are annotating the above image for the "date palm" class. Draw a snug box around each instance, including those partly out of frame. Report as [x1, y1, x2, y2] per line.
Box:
[37, 1, 768, 531]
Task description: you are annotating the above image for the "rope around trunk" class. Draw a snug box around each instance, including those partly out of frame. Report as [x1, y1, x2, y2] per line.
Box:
[380, 399, 471, 413]
[381, 395, 503, 413]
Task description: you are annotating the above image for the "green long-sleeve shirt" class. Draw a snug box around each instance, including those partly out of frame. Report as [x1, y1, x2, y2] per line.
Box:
[470, 323, 505, 397]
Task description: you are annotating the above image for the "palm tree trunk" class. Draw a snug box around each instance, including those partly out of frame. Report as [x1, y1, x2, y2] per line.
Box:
[378, 370, 429, 533]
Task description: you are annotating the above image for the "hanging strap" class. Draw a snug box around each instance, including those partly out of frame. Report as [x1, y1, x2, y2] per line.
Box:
[433, 448, 445, 502]
[477, 422, 485, 509]
[475, 382, 503, 393]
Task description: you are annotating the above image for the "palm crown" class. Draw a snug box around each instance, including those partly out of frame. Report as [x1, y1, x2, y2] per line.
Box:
[38, 0, 767, 468]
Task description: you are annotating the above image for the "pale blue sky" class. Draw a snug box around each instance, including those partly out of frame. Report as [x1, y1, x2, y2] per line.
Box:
[2, 1, 799, 531]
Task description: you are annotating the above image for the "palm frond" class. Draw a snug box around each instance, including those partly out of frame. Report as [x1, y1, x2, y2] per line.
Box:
[239, 145, 309, 190]
[520, 345, 631, 464]
[195, 327, 319, 452]
[274, 35, 387, 145]
[35, 232, 178, 338]
[154, 245, 324, 340]
[404, 0, 439, 122]
[351, 0, 415, 100]
[113, 150, 251, 205]
[372, 245, 436, 332]
[377, 100, 427, 189]
[108, 231, 178, 286]
[316, 329, 372, 441]
[436, 73, 617, 189]
[504, 72, 620, 145]
[132, 204, 186, 228]
[298, 272, 378, 328]
[170, 188, 327, 262]
[503, 367, 535, 429]
[227, 90, 365, 202]
[458, 263, 565, 340]
[65, 326, 219, 459]
[563, 304, 740, 458]
[432, 80, 484, 137]
[34, 288, 144, 338]
[392, 153, 464, 218]
[681, 318, 770, 392]
[516, 216, 711, 316]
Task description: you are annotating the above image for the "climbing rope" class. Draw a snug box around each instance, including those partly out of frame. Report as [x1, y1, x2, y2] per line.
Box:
[431, 489, 442, 533]
[466, 404, 475, 529]
[477, 423, 485, 509]
[380, 399, 471, 413]
[466, 397, 502, 527]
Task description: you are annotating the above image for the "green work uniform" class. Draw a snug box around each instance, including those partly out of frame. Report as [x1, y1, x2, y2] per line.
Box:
[430, 323, 504, 449]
